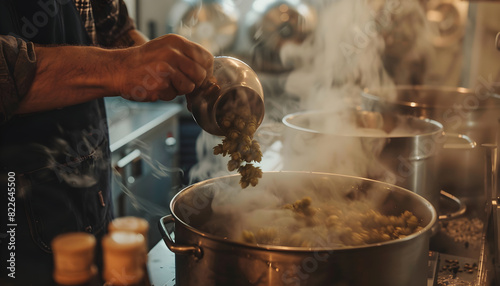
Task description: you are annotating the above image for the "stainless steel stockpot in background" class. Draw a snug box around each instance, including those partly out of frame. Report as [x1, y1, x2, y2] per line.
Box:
[281, 109, 455, 213]
[362, 85, 499, 197]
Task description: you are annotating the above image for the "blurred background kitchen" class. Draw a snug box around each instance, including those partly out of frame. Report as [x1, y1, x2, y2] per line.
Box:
[125, 0, 500, 88]
[108, 0, 500, 248]
[104, 3, 500, 283]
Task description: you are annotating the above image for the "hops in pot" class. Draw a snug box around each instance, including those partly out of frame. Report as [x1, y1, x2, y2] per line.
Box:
[241, 196, 423, 247]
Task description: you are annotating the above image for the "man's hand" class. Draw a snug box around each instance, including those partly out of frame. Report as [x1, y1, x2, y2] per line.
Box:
[116, 34, 213, 102]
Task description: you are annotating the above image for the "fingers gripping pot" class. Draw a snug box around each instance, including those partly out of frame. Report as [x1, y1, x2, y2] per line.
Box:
[159, 172, 436, 286]
[188, 56, 265, 136]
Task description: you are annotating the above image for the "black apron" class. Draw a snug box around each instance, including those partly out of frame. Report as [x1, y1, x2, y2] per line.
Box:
[0, 1, 113, 285]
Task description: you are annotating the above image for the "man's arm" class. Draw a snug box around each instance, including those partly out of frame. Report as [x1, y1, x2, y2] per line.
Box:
[16, 44, 120, 114]
[12, 33, 213, 115]
[0, 36, 37, 123]
[17, 27, 150, 114]
[112, 29, 149, 47]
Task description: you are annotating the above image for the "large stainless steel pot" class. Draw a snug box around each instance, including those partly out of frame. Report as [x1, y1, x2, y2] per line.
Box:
[281, 109, 453, 213]
[159, 171, 436, 286]
[361, 85, 499, 197]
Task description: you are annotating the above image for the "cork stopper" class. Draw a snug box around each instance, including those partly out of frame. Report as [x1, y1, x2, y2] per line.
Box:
[108, 217, 149, 268]
[52, 232, 97, 285]
[108, 216, 149, 242]
[102, 231, 145, 286]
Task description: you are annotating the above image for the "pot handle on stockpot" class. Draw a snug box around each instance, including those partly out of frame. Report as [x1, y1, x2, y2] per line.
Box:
[158, 215, 203, 259]
[442, 133, 476, 150]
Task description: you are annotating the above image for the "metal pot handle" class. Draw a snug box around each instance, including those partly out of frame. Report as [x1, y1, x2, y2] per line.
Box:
[443, 133, 476, 149]
[158, 215, 203, 259]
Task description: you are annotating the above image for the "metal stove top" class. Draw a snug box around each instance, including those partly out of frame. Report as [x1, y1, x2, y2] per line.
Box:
[146, 239, 481, 286]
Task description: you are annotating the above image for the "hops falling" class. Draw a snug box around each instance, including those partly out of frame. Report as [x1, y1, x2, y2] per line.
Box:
[213, 107, 263, 188]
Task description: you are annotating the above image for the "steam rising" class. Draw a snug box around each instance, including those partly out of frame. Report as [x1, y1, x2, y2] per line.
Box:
[276, 0, 437, 185]
[280, 0, 396, 111]
[179, 173, 429, 248]
[203, 179, 380, 247]
[190, 0, 435, 182]
[190, 131, 235, 183]
[186, 0, 436, 244]
[22, 122, 110, 192]
[111, 137, 185, 217]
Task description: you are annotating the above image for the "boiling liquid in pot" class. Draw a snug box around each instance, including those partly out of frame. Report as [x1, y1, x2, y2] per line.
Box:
[240, 196, 422, 247]
[199, 176, 424, 248]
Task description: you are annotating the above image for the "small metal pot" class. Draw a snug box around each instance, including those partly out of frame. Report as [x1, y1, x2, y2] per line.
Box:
[159, 171, 436, 286]
[361, 85, 499, 196]
[188, 56, 265, 136]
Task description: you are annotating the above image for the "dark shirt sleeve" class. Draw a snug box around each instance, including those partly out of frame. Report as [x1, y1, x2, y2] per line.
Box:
[0, 35, 36, 124]
[91, 0, 136, 47]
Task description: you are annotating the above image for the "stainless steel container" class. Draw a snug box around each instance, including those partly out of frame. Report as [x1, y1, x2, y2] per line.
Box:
[188, 56, 265, 136]
[496, 32, 500, 51]
[159, 171, 436, 286]
[361, 85, 499, 196]
[166, 0, 239, 55]
[281, 109, 448, 213]
[245, 0, 317, 72]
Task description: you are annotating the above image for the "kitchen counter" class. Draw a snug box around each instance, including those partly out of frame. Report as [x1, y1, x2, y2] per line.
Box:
[105, 97, 183, 152]
[148, 239, 176, 286]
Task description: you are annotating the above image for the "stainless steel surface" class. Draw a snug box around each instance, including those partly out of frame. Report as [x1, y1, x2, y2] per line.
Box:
[188, 56, 265, 136]
[159, 171, 436, 286]
[435, 253, 481, 285]
[361, 85, 500, 198]
[148, 240, 443, 286]
[439, 190, 467, 220]
[105, 98, 182, 249]
[159, 215, 202, 259]
[148, 241, 176, 286]
[167, 0, 239, 55]
[484, 121, 500, 282]
[246, 0, 317, 72]
[106, 99, 182, 152]
[425, 0, 469, 48]
[497, 32, 500, 50]
[281, 110, 445, 212]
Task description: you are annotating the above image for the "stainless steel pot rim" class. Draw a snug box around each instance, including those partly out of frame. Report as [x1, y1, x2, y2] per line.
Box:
[362, 85, 500, 109]
[169, 171, 437, 252]
[282, 110, 444, 138]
